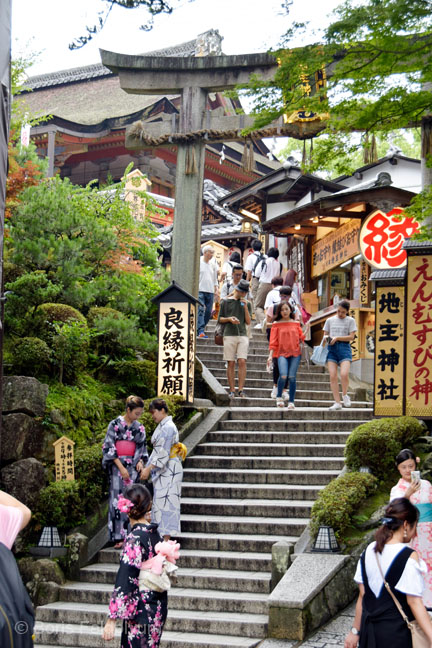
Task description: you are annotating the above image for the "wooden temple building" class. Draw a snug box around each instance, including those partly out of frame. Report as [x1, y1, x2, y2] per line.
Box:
[21, 29, 279, 257]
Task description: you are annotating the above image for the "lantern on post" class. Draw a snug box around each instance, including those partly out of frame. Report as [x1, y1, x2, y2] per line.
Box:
[152, 281, 201, 404]
[311, 526, 340, 553]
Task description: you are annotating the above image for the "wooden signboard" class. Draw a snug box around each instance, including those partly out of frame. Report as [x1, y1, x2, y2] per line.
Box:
[374, 286, 405, 417]
[311, 219, 361, 278]
[53, 436, 75, 481]
[405, 254, 432, 417]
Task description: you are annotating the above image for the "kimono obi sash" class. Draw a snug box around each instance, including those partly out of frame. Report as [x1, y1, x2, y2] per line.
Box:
[115, 440, 136, 457]
[169, 442, 187, 461]
[416, 503, 432, 523]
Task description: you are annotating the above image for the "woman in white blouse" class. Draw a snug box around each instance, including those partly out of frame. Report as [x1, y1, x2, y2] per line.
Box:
[345, 497, 432, 648]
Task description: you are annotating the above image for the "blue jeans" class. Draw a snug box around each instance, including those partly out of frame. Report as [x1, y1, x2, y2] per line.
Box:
[277, 354, 301, 401]
[197, 291, 214, 335]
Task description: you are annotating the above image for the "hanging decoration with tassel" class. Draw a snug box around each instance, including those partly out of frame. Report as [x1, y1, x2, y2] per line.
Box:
[241, 139, 255, 173]
[185, 145, 197, 175]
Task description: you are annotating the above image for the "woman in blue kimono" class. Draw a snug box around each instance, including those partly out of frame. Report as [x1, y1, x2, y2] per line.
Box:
[102, 396, 148, 548]
[140, 399, 185, 540]
[102, 484, 168, 647]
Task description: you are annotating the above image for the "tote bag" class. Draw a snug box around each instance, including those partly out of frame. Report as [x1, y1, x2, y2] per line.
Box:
[311, 337, 328, 366]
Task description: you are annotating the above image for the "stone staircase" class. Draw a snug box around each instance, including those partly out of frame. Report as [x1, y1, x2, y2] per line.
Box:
[34, 326, 373, 648]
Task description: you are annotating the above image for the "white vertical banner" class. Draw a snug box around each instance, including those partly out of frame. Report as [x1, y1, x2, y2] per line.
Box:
[20, 123, 31, 148]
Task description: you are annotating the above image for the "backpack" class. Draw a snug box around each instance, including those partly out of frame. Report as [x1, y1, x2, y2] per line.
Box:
[253, 252, 266, 276]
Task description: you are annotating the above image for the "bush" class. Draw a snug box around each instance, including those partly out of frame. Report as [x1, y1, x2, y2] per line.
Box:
[36, 480, 84, 529]
[90, 311, 157, 358]
[344, 417, 425, 479]
[310, 472, 378, 541]
[35, 303, 86, 343]
[113, 359, 156, 398]
[51, 320, 90, 383]
[75, 444, 109, 513]
[86, 306, 123, 327]
[8, 337, 51, 377]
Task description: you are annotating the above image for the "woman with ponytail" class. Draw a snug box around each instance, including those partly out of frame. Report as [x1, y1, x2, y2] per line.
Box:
[345, 498, 432, 648]
[391, 448, 432, 608]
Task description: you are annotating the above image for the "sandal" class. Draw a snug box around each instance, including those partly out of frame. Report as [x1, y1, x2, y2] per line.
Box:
[237, 390, 245, 398]
[114, 541, 124, 549]
[228, 391, 236, 399]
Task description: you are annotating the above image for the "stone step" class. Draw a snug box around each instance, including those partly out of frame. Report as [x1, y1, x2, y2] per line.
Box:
[36, 603, 267, 639]
[240, 387, 355, 400]
[98, 547, 272, 571]
[58, 582, 268, 615]
[198, 351, 324, 367]
[226, 378, 342, 390]
[180, 514, 308, 537]
[206, 430, 350, 444]
[216, 419, 366, 431]
[80, 563, 272, 592]
[35, 623, 262, 648]
[183, 467, 340, 485]
[182, 481, 324, 500]
[210, 368, 329, 381]
[201, 358, 324, 373]
[185, 455, 344, 471]
[178, 531, 299, 553]
[227, 397, 370, 408]
[194, 442, 345, 457]
[227, 407, 371, 421]
[181, 497, 313, 519]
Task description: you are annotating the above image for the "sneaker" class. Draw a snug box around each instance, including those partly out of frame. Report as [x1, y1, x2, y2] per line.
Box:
[343, 394, 351, 408]
[270, 386, 277, 398]
[276, 397, 284, 408]
[282, 391, 289, 401]
[228, 391, 236, 399]
[329, 402, 342, 411]
[287, 402, 295, 410]
[237, 390, 246, 398]
[254, 323, 262, 329]
[198, 332, 209, 339]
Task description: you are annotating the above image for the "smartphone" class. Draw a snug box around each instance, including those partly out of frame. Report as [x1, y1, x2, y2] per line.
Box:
[411, 470, 421, 483]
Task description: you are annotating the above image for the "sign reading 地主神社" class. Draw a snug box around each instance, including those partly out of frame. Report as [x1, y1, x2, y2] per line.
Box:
[152, 282, 199, 404]
[359, 208, 420, 269]
[405, 254, 432, 417]
[374, 286, 405, 417]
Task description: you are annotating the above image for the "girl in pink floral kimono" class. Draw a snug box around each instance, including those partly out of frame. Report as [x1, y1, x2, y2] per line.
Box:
[102, 484, 167, 647]
[390, 448, 432, 609]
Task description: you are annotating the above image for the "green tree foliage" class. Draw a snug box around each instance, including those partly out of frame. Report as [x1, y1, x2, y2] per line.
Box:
[247, 0, 432, 171]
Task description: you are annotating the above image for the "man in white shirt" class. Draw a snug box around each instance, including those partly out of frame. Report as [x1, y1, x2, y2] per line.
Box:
[198, 245, 219, 338]
[254, 247, 281, 328]
[244, 240, 266, 307]
[221, 264, 244, 300]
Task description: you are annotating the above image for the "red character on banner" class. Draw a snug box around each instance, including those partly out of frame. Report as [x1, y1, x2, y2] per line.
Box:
[361, 208, 420, 268]
[409, 256, 432, 408]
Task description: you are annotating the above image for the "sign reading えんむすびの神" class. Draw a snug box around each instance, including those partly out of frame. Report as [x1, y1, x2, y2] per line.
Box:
[405, 254, 432, 417]
[53, 436, 75, 481]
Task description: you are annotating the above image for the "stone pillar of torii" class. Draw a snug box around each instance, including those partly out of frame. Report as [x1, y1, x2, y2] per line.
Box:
[100, 48, 325, 296]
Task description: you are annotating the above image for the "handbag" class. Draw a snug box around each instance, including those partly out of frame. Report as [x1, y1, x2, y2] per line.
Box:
[375, 553, 429, 648]
[311, 337, 328, 366]
[214, 322, 225, 346]
[139, 540, 180, 593]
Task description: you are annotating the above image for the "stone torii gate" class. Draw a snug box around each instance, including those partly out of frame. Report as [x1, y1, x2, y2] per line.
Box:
[100, 49, 323, 296]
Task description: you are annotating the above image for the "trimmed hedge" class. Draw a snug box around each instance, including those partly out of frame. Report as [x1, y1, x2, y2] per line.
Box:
[344, 417, 425, 480]
[310, 472, 378, 541]
[9, 337, 51, 377]
[113, 359, 156, 399]
[37, 480, 84, 529]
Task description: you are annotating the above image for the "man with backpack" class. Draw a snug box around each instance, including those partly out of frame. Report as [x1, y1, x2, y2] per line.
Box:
[245, 240, 266, 308]
[221, 264, 244, 300]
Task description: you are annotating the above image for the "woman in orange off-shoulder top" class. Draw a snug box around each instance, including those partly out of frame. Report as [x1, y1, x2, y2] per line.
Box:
[267, 301, 305, 410]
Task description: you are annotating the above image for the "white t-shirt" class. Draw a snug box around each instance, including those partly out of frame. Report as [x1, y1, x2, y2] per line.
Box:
[0, 505, 23, 550]
[354, 541, 425, 598]
[199, 258, 218, 293]
[256, 257, 280, 284]
[245, 251, 267, 277]
[323, 314, 357, 338]
[264, 287, 281, 309]
[222, 261, 234, 280]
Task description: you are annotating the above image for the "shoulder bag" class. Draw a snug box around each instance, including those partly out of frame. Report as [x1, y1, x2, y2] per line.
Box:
[311, 337, 328, 366]
[214, 322, 225, 346]
[375, 552, 429, 648]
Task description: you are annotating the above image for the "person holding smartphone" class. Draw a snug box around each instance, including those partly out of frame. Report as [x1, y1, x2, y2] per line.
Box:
[390, 448, 432, 609]
[217, 279, 252, 399]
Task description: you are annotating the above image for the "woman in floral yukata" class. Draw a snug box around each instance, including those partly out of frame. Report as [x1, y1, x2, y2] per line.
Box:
[140, 399, 185, 541]
[102, 396, 149, 548]
[102, 484, 167, 647]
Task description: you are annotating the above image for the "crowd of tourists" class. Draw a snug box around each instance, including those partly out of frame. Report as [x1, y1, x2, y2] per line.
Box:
[198, 241, 356, 410]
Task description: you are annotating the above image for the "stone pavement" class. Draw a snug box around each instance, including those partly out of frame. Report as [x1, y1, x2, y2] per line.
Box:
[259, 601, 355, 648]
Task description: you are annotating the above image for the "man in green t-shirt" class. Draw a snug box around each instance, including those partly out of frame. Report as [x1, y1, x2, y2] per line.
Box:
[217, 279, 252, 399]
